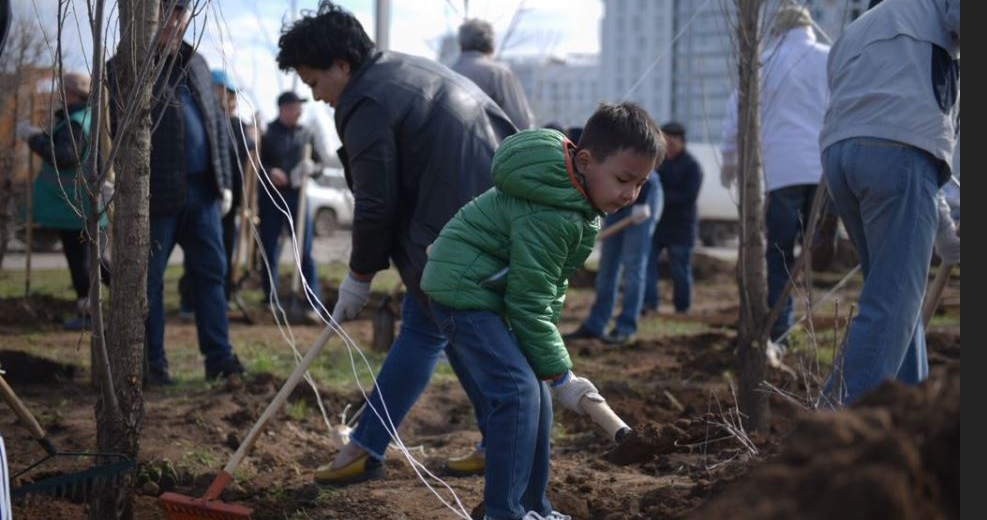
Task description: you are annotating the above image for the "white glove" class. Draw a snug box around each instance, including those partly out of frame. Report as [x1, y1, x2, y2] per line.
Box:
[331, 273, 372, 322]
[934, 225, 960, 265]
[16, 121, 42, 140]
[630, 203, 651, 224]
[290, 158, 318, 188]
[221, 188, 233, 216]
[550, 371, 600, 415]
[100, 181, 115, 206]
[720, 162, 737, 189]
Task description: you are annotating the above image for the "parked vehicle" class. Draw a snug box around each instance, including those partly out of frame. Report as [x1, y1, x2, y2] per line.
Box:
[307, 168, 354, 237]
[688, 142, 739, 247]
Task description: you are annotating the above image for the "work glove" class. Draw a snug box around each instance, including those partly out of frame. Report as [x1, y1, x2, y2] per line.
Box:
[720, 162, 737, 189]
[16, 121, 42, 140]
[331, 273, 372, 322]
[934, 224, 960, 265]
[630, 203, 651, 224]
[100, 181, 115, 206]
[221, 188, 233, 216]
[290, 158, 318, 188]
[550, 371, 600, 415]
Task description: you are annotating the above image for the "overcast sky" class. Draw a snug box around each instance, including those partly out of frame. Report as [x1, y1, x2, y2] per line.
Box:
[12, 0, 602, 137]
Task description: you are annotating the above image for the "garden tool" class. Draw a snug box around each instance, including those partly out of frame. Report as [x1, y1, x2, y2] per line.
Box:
[371, 280, 404, 352]
[286, 143, 315, 324]
[159, 325, 339, 520]
[922, 222, 960, 327]
[0, 374, 135, 501]
[596, 207, 651, 242]
[579, 393, 632, 442]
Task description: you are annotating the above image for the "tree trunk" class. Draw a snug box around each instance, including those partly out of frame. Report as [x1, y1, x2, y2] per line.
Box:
[91, 0, 156, 518]
[733, 0, 769, 432]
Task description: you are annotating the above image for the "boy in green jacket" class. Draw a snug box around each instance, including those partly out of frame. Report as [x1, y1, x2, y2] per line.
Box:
[421, 102, 665, 520]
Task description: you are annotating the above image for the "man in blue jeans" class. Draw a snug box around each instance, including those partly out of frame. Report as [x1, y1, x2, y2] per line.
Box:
[818, 0, 960, 406]
[565, 169, 662, 345]
[644, 121, 703, 315]
[275, 1, 516, 485]
[108, 0, 243, 386]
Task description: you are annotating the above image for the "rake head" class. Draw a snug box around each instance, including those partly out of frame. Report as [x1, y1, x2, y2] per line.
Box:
[10, 456, 137, 503]
[159, 491, 253, 520]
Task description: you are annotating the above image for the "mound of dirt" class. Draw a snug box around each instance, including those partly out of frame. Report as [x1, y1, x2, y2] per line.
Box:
[686, 362, 960, 520]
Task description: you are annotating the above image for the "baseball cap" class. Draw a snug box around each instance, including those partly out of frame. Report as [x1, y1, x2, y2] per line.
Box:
[277, 91, 308, 106]
[211, 69, 237, 92]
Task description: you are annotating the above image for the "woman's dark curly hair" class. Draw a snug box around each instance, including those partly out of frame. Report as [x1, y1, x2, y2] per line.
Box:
[276, 0, 375, 72]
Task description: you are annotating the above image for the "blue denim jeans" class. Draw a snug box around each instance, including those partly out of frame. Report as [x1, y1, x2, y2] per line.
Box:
[582, 175, 663, 337]
[765, 184, 818, 341]
[644, 242, 694, 312]
[147, 178, 235, 374]
[430, 302, 554, 520]
[350, 294, 487, 460]
[821, 138, 939, 405]
[257, 187, 321, 303]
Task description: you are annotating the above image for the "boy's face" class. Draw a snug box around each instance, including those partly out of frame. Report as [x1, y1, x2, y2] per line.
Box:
[577, 148, 655, 214]
[297, 61, 352, 108]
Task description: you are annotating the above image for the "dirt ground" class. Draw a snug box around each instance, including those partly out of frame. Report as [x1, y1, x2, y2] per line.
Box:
[1, 253, 960, 520]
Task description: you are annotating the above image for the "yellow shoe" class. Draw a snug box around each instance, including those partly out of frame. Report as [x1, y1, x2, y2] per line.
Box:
[443, 448, 485, 477]
[314, 453, 385, 487]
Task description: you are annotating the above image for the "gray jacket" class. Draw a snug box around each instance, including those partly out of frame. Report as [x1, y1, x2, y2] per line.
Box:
[819, 0, 960, 179]
[452, 51, 534, 130]
[334, 50, 517, 299]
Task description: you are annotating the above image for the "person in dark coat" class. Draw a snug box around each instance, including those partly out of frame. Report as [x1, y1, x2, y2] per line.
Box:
[643, 121, 703, 314]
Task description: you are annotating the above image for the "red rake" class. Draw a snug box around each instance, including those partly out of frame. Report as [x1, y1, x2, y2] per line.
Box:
[159, 326, 337, 520]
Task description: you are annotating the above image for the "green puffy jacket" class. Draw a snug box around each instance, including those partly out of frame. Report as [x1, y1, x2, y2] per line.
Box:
[421, 129, 602, 378]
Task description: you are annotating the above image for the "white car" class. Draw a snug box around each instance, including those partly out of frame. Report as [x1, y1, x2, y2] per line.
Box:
[307, 168, 354, 236]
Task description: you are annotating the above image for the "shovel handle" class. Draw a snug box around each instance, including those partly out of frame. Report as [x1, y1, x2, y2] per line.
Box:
[221, 326, 336, 476]
[580, 394, 631, 442]
[0, 374, 55, 454]
[596, 214, 637, 242]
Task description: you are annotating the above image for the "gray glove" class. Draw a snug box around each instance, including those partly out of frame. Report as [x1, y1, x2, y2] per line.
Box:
[16, 121, 42, 140]
[934, 225, 960, 265]
[550, 371, 600, 415]
[290, 158, 318, 188]
[331, 273, 372, 322]
[221, 188, 233, 216]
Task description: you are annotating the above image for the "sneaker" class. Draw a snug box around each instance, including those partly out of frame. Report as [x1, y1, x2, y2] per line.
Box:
[603, 329, 635, 346]
[520, 512, 572, 520]
[766, 340, 785, 368]
[63, 313, 91, 331]
[443, 447, 485, 477]
[206, 354, 245, 381]
[147, 365, 176, 386]
[562, 325, 602, 341]
[313, 453, 386, 487]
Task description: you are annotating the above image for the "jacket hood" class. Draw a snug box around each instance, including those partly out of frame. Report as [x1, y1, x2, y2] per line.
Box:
[491, 128, 597, 217]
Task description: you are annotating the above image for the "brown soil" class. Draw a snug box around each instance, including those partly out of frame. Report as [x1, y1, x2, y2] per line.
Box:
[0, 253, 959, 520]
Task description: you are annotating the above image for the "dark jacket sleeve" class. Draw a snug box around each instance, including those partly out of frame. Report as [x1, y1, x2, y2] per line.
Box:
[342, 98, 401, 275]
[27, 120, 87, 170]
[664, 156, 703, 207]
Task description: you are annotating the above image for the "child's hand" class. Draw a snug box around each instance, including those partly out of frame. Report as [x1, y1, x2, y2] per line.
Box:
[550, 371, 599, 414]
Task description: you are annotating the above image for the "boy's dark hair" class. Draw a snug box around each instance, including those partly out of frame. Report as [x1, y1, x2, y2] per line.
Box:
[458, 19, 495, 54]
[577, 101, 665, 165]
[276, 0, 375, 73]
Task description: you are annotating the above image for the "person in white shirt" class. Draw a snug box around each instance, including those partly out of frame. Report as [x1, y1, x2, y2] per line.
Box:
[720, 4, 830, 350]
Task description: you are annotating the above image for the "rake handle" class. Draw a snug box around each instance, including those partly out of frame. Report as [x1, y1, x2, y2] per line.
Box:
[0, 374, 56, 455]
[213, 326, 337, 493]
[581, 394, 631, 442]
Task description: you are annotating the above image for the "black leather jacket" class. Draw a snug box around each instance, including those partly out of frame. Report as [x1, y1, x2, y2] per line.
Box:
[334, 50, 517, 298]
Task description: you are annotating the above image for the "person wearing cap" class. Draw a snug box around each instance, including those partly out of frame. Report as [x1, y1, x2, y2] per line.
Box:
[451, 18, 534, 130]
[107, 0, 243, 386]
[719, 4, 830, 357]
[643, 121, 703, 316]
[256, 90, 324, 315]
[818, 0, 959, 406]
[276, 0, 515, 488]
[16, 71, 112, 330]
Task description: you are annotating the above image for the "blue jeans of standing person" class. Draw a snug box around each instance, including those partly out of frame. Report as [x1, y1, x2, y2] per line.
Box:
[430, 302, 554, 520]
[258, 187, 321, 304]
[349, 293, 488, 461]
[765, 183, 818, 343]
[644, 242, 694, 313]
[581, 175, 663, 337]
[147, 177, 236, 375]
[821, 138, 938, 406]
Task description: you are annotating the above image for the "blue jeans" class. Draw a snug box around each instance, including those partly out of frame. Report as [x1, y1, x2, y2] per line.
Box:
[821, 138, 938, 405]
[258, 187, 321, 303]
[582, 176, 662, 336]
[644, 242, 694, 312]
[147, 178, 235, 374]
[430, 302, 554, 520]
[765, 184, 818, 341]
[350, 294, 487, 460]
